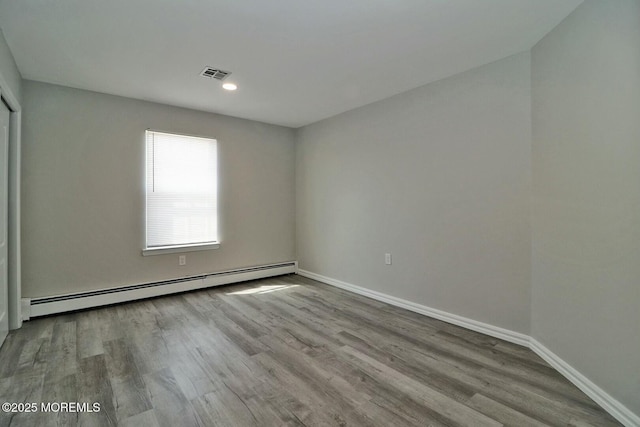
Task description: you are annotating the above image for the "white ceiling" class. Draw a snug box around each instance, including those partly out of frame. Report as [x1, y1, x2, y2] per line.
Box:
[0, 0, 582, 128]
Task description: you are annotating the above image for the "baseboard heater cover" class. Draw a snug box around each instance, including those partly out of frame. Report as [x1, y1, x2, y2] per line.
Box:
[28, 261, 297, 318]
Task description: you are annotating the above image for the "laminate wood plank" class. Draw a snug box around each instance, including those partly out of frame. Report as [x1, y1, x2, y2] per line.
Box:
[76, 311, 104, 360]
[567, 418, 602, 427]
[243, 395, 308, 427]
[265, 294, 346, 337]
[168, 350, 219, 401]
[476, 367, 621, 427]
[478, 362, 605, 414]
[201, 305, 268, 357]
[16, 338, 50, 375]
[191, 385, 261, 427]
[333, 310, 489, 375]
[216, 295, 297, 343]
[77, 354, 117, 426]
[310, 347, 466, 427]
[103, 339, 144, 382]
[14, 319, 54, 374]
[46, 320, 78, 383]
[114, 301, 162, 330]
[143, 368, 199, 427]
[312, 303, 607, 426]
[252, 351, 373, 426]
[94, 307, 126, 342]
[465, 393, 549, 427]
[212, 296, 272, 338]
[323, 296, 587, 416]
[125, 330, 173, 375]
[491, 340, 551, 366]
[184, 345, 259, 404]
[286, 275, 389, 310]
[117, 409, 160, 427]
[0, 369, 45, 427]
[111, 376, 153, 422]
[357, 399, 426, 427]
[38, 373, 77, 427]
[0, 275, 622, 426]
[337, 344, 502, 427]
[293, 290, 443, 346]
[260, 299, 345, 350]
[379, 337, 579, 425]
[0, 335, 27, 379]
[335, 329, 477, 403]
[433, 329, 593, 404]
[257, 331, 372, 409]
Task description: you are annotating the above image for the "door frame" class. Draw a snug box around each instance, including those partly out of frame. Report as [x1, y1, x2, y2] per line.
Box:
[0, 73, 22, 330]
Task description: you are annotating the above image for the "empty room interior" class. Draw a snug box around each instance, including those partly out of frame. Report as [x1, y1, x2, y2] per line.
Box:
[0, 0, 639, 426]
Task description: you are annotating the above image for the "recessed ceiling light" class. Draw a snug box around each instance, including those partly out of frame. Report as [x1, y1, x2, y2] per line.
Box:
[222, 83, 237, 91]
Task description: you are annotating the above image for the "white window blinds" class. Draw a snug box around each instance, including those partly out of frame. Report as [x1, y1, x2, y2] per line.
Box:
[145, 130, 218, 249]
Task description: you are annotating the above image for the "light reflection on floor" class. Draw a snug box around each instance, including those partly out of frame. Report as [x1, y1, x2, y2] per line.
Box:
[225, 284, 299, 295]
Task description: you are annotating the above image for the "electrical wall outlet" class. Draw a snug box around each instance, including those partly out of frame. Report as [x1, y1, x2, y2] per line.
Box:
[179, 255, 186, 266]
[385, 253, 392, 265]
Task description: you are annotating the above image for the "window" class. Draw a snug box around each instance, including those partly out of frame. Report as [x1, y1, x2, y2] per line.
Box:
[143, 130, 219, 255]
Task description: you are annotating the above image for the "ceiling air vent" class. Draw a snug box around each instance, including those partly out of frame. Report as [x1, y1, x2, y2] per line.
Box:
[200, 67, 231, 81]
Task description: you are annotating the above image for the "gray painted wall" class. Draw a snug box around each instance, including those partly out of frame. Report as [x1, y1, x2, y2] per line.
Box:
[531, 0, 640, 414]
[296, 52, 532, 334]
[0, 28, 21, 103]
[22, 81, 295, 298]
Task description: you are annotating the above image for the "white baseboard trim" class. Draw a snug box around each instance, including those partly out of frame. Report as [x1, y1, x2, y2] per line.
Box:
[298, 269, 639, 427]
[28, 262, 297, 318]
[297, 269, 529, 347]
[530, 339, 639, 427]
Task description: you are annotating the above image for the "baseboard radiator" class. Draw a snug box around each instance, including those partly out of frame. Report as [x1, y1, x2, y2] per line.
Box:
[25, 261, 297, 319]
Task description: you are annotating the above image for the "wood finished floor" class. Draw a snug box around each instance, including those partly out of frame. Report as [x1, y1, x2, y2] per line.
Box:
[0, 275, 621, 427]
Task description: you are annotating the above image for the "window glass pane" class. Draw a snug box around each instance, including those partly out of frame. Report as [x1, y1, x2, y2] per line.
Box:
[145, 130, 218, 248]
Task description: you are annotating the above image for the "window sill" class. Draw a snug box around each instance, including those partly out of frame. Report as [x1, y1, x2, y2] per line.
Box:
[142, 243, 220, 256]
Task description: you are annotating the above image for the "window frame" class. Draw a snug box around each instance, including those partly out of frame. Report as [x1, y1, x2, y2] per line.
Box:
[142, 129, 220, 256]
